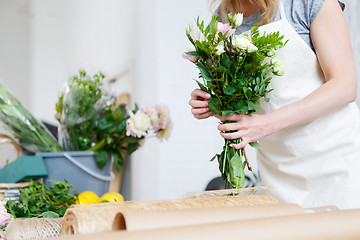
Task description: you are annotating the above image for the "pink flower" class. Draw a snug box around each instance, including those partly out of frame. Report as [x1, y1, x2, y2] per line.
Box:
[0, 206, 10, 226]
[217, 22, 236, 38]
[182, 52, 199, 63]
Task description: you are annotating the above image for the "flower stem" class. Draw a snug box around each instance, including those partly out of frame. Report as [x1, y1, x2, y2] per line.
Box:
[242, 148, 252, 171]
[223, 139, 229, 174]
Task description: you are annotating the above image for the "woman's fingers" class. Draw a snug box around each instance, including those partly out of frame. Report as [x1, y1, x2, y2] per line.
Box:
[189, 99, 209, 108]
[194, 111, 212, 119]
[189, 89, 212, 120]
[218, 113, 246, 122]
[191, 107, 210, 115]
[229, 141, 248, 150]
[191, 89, 211, 100]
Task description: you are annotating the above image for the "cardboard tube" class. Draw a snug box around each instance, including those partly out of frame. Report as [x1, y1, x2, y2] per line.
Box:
[112, 203, 304, 231]
[61, 194, 279, 235]
[54, 209, 360, 240]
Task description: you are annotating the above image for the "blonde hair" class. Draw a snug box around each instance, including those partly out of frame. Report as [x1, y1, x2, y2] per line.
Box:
[210, 0, 280, 26]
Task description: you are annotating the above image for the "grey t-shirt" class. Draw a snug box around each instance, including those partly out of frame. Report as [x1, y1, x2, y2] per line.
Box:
[218, 0, 327, 50]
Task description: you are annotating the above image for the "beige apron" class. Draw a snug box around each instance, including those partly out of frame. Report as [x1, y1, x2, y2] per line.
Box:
[257, 0, 360, 209]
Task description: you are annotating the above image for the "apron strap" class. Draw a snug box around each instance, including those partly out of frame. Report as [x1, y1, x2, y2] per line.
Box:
[279, 0, 287, 20]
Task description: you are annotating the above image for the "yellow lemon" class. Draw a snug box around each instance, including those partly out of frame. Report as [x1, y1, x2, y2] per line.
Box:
[98, 192, 124, 203]
[75, 191, 100, 204]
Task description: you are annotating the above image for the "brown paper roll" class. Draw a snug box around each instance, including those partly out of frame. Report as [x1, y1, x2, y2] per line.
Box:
[113, 203, 304, 231]
[61, 194, 279, 235]
[54, 209, 360, 240]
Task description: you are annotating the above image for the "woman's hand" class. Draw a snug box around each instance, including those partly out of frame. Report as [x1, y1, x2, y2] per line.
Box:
[217, 113, 274, 149]
[189, 89, 212, 119]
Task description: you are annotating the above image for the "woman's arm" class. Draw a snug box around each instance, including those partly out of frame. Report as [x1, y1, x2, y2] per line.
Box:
[218, 0, 357, 149]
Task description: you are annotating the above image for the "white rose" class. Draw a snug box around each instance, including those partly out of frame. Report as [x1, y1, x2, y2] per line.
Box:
[215, 41, 225, 55]
[190, 27, 204, 42]
[234, 13, 244, 28]
[233, 35, 258, 53]
[185, 42, 195, 52]
[267, 48, 277, 57]
[271, 57, 285, 76]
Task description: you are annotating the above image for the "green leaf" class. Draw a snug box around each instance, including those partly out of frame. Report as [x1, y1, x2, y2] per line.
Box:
[113, 152, 124, 172]
[228, 99, 248, 114]
[113, 105, 125, 122]
[127, 142, 141, 155]
[221, 54, 231, 69]
[222, 110, 234, 116]
[197, 62, 212, 81]
[210, 154, 217, 162]
[228, 151, 245, 188]
[208, 97, 222, 115]
[185, 51, 200, 57]
[40, 211, 59, 218]
[249, 141, 261, 149]
[223, 82, 236, 95]
[94, 150, 109, 169]
[247, 101, 258, 111]
[196, 80, 209, 93]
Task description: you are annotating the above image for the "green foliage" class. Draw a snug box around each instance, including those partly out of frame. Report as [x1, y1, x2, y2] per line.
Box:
[56, 70, 142, 171]
[5, 180, 77, 218]
[0, 82, 62, 153]
[186, 14, 287, 189]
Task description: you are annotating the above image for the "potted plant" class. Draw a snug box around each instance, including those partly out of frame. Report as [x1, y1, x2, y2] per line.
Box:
[46, 70, 172, 195]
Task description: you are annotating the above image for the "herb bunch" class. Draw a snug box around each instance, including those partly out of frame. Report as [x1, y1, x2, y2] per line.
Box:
[184, 14, 287, 188]
[5, 180, 77, 218]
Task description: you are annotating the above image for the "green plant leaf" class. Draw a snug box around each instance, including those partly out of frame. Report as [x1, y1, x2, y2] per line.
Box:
[197, 62, 212, 81]
[127, 142, 141, 156]
[249, 141, 261, 149]
[39, 211, 59, 218]
[223, 82, 236, 95]
[94, 150, 109, 169]
[196, 80, 209, 93]
[221, 54, 231, 69]
[228, 151, 245, 188]
[208, 97, 222, 115]
[113, 152, 124, 172]
[222, 110, 234, 116]
[210, 154, 217, 162]
[185, 51, 200, 56]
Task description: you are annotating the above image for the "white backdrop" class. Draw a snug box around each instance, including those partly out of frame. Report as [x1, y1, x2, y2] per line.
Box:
[0, 0, 359, 201]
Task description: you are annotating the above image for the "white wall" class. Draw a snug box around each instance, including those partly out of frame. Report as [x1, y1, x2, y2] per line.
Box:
[0, 0, 31, 106]
[29, 0, 137, 124]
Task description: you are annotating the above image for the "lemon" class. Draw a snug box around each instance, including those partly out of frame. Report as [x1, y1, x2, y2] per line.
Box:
[98, 192, 124, 203]
[75, 191, 100, 204]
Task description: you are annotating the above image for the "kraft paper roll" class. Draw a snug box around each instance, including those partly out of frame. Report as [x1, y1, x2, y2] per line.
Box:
[113, 203, 304, 231]
[54, 208, 360, 240]
[61, 194, 279, 235]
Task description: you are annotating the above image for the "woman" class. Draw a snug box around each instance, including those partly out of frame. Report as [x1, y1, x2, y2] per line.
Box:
[189, 0, 360, 209]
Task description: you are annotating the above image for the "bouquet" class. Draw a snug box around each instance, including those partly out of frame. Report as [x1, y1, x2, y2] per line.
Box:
[0, 81, 62, 153]
[56, 70, 172, 171]
[184, 13, 287, 188]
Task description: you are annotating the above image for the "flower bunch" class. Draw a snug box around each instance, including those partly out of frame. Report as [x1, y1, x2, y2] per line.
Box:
[184, 14, 287, 188]
[56, 70, 172, 171]
[0, 201, 10, 230]
[126, 104, 172, 140]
